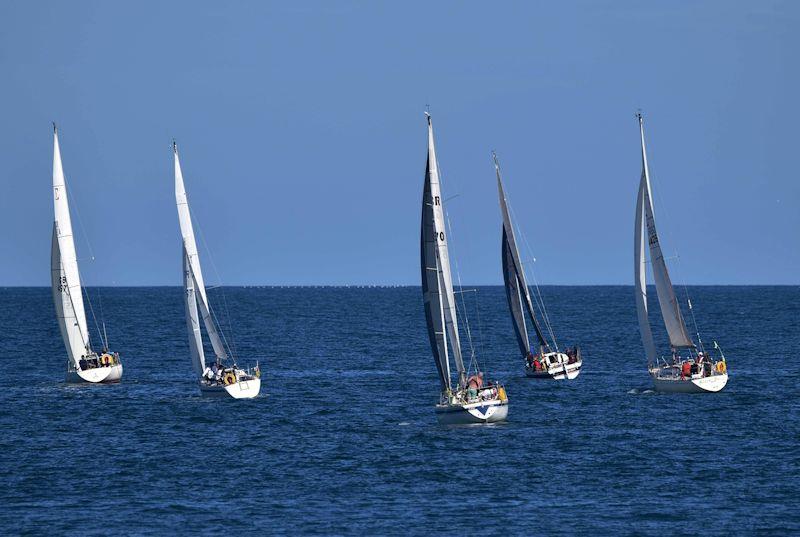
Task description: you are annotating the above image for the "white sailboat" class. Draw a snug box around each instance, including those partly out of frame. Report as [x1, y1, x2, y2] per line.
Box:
[174, 141, 261, 398]
[51, 124, 123, 383]
[421, 113, 508, 424]
[494, 152, 582, 380]
[634, 113, 728, 393]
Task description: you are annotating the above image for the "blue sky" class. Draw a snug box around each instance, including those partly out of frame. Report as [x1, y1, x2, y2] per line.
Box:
[0, 1, 797, 285]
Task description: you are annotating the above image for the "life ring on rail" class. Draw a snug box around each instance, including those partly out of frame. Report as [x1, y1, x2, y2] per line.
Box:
[255, 368, 261, 379]
[100, 354, 113, 366]
[715, 361, 727, 374]
[223, 372, 237, 385]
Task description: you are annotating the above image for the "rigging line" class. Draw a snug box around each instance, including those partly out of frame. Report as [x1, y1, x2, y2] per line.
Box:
[472, 287, 487, 370]
[646, 137, 703, 353]
[189, 201, 239, 361]
[439, 163, 480, 376]
[94, 280, 108, 349]
[445, 207, 478, 371]
[506, 200, 553, 342]
[63, 174, 96, 261]
[507, 199, 559, 350]
[82, 285, 105, 351]
[62, 174, 107, 348]
[186, 246, 236, 363]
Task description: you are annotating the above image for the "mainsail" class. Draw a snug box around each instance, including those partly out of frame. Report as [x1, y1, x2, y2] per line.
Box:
[420, 114, 466, 391]
[636, 114, 695, 351]
[495, 154, 548, 357]
[174, 142, 229, 369]
[51, 126, 91, 367]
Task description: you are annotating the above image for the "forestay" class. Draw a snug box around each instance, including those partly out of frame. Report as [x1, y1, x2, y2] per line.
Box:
[420, 114, 466, 391]
[174, 143, 229, 367]
[51, 127, 91, 367]
[495, 154, 548, 355]
[636, 115, 695, 350]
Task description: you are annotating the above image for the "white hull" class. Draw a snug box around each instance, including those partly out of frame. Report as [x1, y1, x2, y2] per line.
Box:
[66, 363, 123, 384]
[199, 377, 261, 399]
[525, 360, 582, 380]
[526, 352, 581, 380]
[435, 398, 508, 425]
[651, 372, 728, 393]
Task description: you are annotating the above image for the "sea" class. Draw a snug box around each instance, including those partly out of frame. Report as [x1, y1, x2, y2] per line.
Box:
[0, 286, 797, 535]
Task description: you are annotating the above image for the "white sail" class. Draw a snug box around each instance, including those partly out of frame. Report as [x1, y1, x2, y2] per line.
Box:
[495, 154, 548, 351]
[634, 173, 658, 363]
[638, 116, 695, 349]
[174, 143, 229, 362]
[183, 244, 205, 376]
[52, 127, 90, 367]
[420, 115, 465, 389]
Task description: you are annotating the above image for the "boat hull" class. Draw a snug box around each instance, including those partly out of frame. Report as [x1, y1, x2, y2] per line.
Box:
[525, 360, 582, 380]
[200, 378, 261, 399]
[435, 399, 508, 425]
[526, 351, 582, 380]
[652, 373, 728, 393]
[66, 363, 123, 384]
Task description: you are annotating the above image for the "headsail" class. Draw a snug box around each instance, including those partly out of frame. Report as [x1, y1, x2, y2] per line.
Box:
[634, 170, 658, 363]
[637, 115, 695, 349]
[420, 114, 466, 390]
[51, 126, 91, 367]
[495, 154, 548, 354]
[502, 227, 530, 356]
[183, 244, 205, 376]
[174, 142, 229, 365]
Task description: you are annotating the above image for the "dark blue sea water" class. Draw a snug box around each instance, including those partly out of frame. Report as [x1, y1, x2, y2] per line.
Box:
[0, 286, 798, 535]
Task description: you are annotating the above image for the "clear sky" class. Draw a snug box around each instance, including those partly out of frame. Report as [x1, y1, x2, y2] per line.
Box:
[0, 1, 797, 286]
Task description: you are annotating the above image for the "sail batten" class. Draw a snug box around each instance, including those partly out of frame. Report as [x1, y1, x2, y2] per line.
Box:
[51, 129, 91, 367]
[638, 117, 695, 350]
[420, 116, 465, 390]
[495, 156, 548, 351]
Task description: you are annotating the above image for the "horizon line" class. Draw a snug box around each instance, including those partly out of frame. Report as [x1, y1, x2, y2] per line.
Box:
[1, 283, 797, 288]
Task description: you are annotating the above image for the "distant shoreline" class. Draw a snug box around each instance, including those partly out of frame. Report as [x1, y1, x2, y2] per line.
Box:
[1, 284, 797, 289]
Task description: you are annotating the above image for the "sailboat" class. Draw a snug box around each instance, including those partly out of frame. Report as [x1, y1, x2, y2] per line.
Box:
[173, 141, 261, 398]
[634, 113, 728, 393]
[494, 152, 582, 380]
[51, 124, 123, 383]
[420, 113, 508, 424]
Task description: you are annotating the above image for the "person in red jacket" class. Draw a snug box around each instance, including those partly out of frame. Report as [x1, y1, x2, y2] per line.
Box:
[681, 361, 692, 380]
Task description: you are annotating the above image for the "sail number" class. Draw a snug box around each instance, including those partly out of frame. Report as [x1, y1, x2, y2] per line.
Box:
[58, 276, 68, 293]
[439, 231, 445, 241]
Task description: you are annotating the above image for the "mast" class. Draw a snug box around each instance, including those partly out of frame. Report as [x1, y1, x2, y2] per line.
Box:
[51, 124, 91, 367]
[494, 153, 548, 352]
[174, 141, 229, 363]
[637, 114, 695, 350]
[420, 113, 466, 390]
